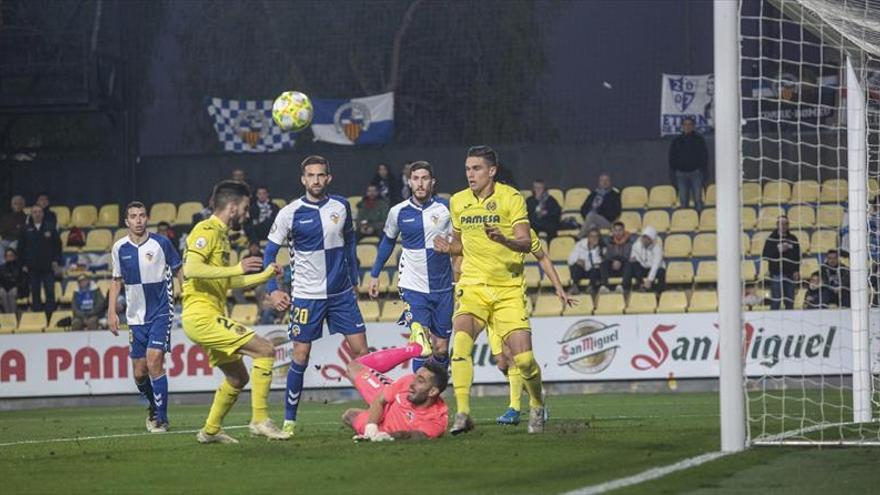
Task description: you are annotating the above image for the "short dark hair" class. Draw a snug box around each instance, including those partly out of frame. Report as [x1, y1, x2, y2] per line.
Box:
[682, 117, 696, 124]
[212, 180, 251, 210]
[36, 192, 49, 199]
[826, 249, 839, 256]
[811, 271, 821, 279]
[533, 179, 545, 184]
[4, 248, 15, 257]
[125, 201, 146, 215]
[409, 160, 434, 178]
[157, 221, 171, 228]
[301, 155, 330, 174]
[423, 360, 449, 393]
[612, 221, 625, 229]
[467, 145, 499, 167]
[255, 185, 269, 193]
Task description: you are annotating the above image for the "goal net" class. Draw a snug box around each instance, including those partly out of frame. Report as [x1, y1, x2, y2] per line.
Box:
[739, 0, 880, 446]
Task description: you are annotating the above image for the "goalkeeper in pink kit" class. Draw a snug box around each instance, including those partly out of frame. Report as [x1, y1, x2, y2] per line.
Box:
[342, 323, 448, 441]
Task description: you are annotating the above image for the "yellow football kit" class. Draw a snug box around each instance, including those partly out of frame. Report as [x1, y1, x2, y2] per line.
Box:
[487, 228, 542, 356]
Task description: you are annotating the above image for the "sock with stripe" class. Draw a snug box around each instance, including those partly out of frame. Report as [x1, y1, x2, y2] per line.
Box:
[149, 374, 169, 423]
[285, 360, 308, 422]
[513, 351, 544, 408]
[250, 357, 274, 423]
[204, 380, 241, 435]
[451, 332, 475, 415]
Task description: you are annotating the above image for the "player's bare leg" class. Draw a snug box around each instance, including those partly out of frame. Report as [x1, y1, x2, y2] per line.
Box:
[505, 330, 545, 433]
[450, 314, 484, 435]
[131, 358, 159, 432]
[238, 335, 290, 440]
[197, 360, 249, 444]
[145, 348, 169, 432]
[344, 332, 369, 358]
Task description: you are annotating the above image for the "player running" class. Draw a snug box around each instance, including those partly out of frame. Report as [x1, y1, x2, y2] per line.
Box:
[263, 155, 367, 437]
[182, 180, 290, 444]
[434, 145, 547, 434]
[108, 201, 182, 433]
[342, 322, 448, 441]
[368, 161, 452, 372]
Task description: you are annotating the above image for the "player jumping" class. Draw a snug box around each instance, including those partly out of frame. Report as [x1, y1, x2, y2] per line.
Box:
[368, 161, 453, 371]
[182, 180, 290, 443]
[263, 155, 368, 437]
[108, 201, 182, 433]
[434, 145, 547, 434]
[342, 322, 448, 441]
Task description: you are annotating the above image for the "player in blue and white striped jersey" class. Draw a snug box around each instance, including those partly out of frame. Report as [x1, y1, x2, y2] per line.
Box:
[368, 161, 453, 372]
[108, 201, 182, 433]
[262, 155, 368, 436]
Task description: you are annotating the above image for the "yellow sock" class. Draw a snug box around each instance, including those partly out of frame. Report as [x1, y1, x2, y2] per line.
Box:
[513, 351, 544, 408]
[250, 357, 274, 423]
[451, 331, 475, 415]
[204, 380, 241, 434]
[507, 365, 524, 411]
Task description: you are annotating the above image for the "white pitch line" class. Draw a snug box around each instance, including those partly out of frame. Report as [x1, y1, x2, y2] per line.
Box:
[560, 451, 731, 495]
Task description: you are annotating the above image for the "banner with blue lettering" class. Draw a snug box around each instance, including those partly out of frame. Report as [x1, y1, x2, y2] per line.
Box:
[311, 92, 394, 145]
[660, 74, 714, 136]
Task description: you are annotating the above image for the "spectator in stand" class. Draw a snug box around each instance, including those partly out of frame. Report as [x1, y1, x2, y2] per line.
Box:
[72, 275, 107, 330]
[0, 195, 27, 251]
[0, 248, 27, 313]
[232, 241, 265, 305]
[192, 193, 214, 225]
[18, 205, 61, 314]
[762, 216, 801, 310]
[601, 221, 635, 292]
[804, 271, 833, 310]
[568, 228, 605, 296]
[624, 226, 666, 295]
[245, 186, 280, 242]
[371, 163, 401, 204]
[580, 173, 621, 234]
[231, 168, 249, 186]
[33, 192, 58, 229]
[156, 221, 178, 250]
[820, 249, 850, 307]
[527, 179, 562, 241]
[356, 184, 389, 240]
[668, 117, 709, 211]
[400, 162, 413, 200]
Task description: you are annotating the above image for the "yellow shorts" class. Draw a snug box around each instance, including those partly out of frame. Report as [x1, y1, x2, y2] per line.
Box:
[182, 312, 256, 367]
[454, 284, 530, 351]
[487, 326, 504, 357]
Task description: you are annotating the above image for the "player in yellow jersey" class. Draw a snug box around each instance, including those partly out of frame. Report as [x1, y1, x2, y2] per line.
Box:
[434, 145, 547, 434]
[182, 180, 291, 443]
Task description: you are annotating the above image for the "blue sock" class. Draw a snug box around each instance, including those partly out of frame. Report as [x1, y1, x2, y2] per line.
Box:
[135, 378, 155, 411]
[411, 358, 426, 373]
[150, 374, 169, 423]
[285, 360, 307, 422]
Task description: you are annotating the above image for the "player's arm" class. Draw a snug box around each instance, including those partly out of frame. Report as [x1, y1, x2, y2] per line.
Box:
[369, 208, 401, 298]
[230, 264, 279, 289]
[107, 278, 123, 336]
[485, 221, 532, 253]
[434, 230, 462, 256]
[343, 201, 360, 291]
[533, 249, 575, 307]
[388, 430, 428, 440]
[451, 255, 462, 282]
[264, 206, 294, 302]
[356, 394, 394, 442]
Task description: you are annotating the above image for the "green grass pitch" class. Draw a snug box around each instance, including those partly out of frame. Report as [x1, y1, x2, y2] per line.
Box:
[1, 392, 877, 494]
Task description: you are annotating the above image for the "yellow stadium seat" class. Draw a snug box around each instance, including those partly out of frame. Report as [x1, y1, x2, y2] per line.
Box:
[820, 179, 847, 203]
[17, 312, 47, 333]
[791, 180, 820, 203]
[698, 208, 716, 232]
[113, 229, 128, 243]
[647, 185, 677, 208]
[757, 206, 785, 230]
[663, 234, 692, 258]
[563, 188, 590, 212]
[750, 231, 769, 256]
[762, 181, 791, 204]
[792, 230, 810, 254]
[704, 184, 717, 207]
[175, 202, 204, 226]
[741, 207, 757, 230]
[436, 192, 451, 201]
[0, 314, 17, 334]
[380, 300, 407, 322]
[794, 289, 808, 310]
[230, 304, 259, 325]
[360, 236, 379, 245]
[642, 210, 670, 233]
[694, 261, 718, 283]
[149, 202, 177, 225]
[787, 205, 815, 229]
[742, 232, 751, 255]
[47, 310, 73, 332]
[358, 300, 380, 322]
[70, 205, 98, 228]
[359, 272, 390, 295]
[356, 244, 378, 268]
[692, 233, 717, 257]
[59, 282, 76, 304]
[96, 204, 120, 228]
[384, 244, 402, 268]
[666, 261, 695, 284]
[657, 291, 688, 313]
[817, 204, 844, 228]
[810, 230, 838, 254]
[59, 230, 79, 254]
[800, 257, 821, 280]
[870, 178, 880, 199]
[621, 186, 648, 209]
[619, 211, 642, 233]
[547, 188, 564, 208]
[689, 291, 718, 312]
[593, 293, 626, 315]
[625, 292, 656, 314]
[532, 294, 564, 317]
[541, 264, 571, 288]
[741, 260, 757, 282]
[389, 271, 399, 292]
[548, 237, 575, 262]
[524, 266, 542, 289]
[519, 189, 533, 199]
[669, 209, 699, 233]
[563, 294, 594, 316]
[83, 229, 113, 252]
[50, 206, 71, 228]
[742, 182, 761, 205]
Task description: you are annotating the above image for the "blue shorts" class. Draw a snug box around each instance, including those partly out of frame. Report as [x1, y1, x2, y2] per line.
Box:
[129, 318, 172, 359]
[400, 288, 453, 340]
[289, 290, 366, 343]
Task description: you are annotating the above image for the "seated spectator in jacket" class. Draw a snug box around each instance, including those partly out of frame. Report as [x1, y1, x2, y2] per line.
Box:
[72, 275, 107, 330]
[762, 216, 801, 310]
[33, 192, 58, 229]
[18, 205, 62, 313]
[527, 180, 562, 241]
[0, 195, 27, 250]
[820, 249, 850, 307]
[601, 221, 635, 292]
[156, 221, 178, 250]
[580, 173, 621, 234]
[356, 184, 389, 240]
[568, 228, 605, 296]
[400, 162, 413, 200]
[804, 272, 833, 310]
[0, 249, 27, 313]
[371, 163, 401, 204]
[245, 186, 280, 242]
[624, 226, 666, 294]
[668, 117, 709, 210]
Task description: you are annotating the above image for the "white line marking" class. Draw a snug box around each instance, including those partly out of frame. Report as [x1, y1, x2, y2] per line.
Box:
[560, 451, 731, 495]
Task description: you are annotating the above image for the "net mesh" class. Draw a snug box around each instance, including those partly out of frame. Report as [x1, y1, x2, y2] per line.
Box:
[740, 0, 880, 445]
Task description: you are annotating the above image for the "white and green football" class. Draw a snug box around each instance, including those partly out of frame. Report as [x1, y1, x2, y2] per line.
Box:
[272, 91, 313, 132]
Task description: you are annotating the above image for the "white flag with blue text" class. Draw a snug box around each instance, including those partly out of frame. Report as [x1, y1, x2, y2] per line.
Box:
[206, 97, 296, 153]
[660, 74, 714, 136]
[311, 92, 394, 145]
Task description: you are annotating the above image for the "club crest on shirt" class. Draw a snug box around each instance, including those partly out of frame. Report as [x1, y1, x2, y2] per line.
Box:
[405, 410, 415, 422]
[194, 237, 207, 249]
[485, 200, 497, 212]
[270, 223, 277, 234]
[233, 324, 248, 336]
[145, 251, 154, 262]
[290, 325, 301, 337]
[330, 212, 340, 224]
[431, 214, 440, 225]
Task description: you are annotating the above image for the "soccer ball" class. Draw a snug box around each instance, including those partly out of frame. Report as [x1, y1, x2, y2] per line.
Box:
[272, 91, 313, 132]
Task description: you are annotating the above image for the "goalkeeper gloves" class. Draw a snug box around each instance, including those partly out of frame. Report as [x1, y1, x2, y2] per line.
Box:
[353, 423, 395, 443]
